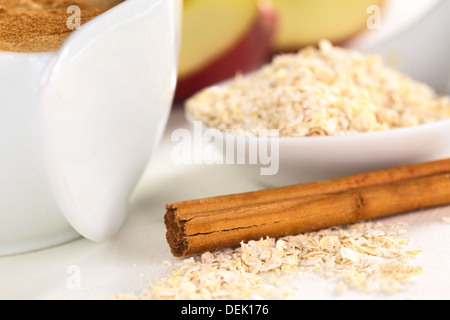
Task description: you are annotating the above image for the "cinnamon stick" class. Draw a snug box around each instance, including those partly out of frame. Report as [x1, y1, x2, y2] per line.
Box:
[165, 158, 450, 257]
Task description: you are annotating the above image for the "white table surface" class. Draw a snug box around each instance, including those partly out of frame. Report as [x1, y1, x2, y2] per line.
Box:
[1, 107, 449, 300]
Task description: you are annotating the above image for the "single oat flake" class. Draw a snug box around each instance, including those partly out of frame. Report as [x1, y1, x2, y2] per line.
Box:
[186, 40, 450, 137]
[114, 221, 423, 300]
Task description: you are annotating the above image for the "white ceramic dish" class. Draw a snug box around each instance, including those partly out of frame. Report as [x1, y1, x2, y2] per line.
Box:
[235, 119, 449, 187]
[185, 0, 450, 188]
[186, 111, 450, 187]
[0, 0, 181, 255]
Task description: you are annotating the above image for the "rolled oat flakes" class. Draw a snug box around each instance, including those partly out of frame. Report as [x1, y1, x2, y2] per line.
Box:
[186, 40, 450, 137]
[115, 221, 422, 300]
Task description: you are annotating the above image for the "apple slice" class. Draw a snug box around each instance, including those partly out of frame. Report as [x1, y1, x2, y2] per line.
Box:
[271, 0, 384, 52]
[175, 0, 277, 101]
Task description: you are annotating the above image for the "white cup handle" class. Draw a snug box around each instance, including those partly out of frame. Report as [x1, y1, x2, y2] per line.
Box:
[40, 0, 181, 241]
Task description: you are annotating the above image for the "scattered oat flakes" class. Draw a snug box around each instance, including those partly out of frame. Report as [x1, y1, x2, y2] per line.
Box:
[442, 217, 450, 224]
[163, 260, 173, 266]
[186, 40, 450, 137]
[114, 221, 422, 300]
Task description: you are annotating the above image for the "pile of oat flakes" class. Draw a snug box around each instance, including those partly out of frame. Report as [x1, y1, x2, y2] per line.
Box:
[115, 221, 423, 300]
[186, 40, 450, 137]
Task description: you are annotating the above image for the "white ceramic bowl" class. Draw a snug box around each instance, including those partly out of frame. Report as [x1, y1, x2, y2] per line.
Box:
[185, 0, 450, 188]
[0, 0, 181, 255]
[213, 119, 450, 188]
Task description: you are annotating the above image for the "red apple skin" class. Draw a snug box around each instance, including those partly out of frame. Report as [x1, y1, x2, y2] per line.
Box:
[174, 2, 277, 102]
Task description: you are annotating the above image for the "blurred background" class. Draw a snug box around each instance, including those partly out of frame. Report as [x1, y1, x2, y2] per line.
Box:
[175, 0, 450, 101]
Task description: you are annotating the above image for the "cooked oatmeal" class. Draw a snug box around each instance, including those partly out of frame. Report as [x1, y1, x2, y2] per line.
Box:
[186, 40, 450, 137]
